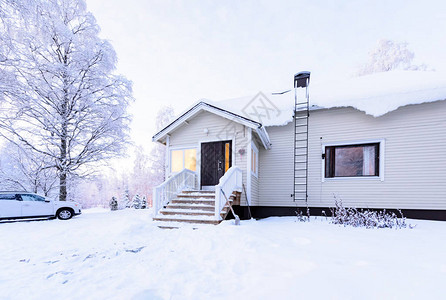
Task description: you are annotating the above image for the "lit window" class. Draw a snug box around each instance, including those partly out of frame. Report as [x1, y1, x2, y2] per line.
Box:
[325, 143, 379, 178]
[171, 148, 197, 173]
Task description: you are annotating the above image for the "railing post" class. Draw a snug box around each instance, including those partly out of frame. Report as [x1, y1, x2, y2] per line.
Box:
[215, 185, 221, 220]
[153, 187, 159, 217]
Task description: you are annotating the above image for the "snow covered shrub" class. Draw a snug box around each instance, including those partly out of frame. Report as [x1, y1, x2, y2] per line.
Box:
[131, 194, 141, 209]
[330, 196, 408, 229]
[295, 207, 310, 222]
[109, 197, 118, 211]
[141, 196, 147, 209]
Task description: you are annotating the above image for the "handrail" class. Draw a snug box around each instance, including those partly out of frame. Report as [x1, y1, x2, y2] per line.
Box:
[153, 168, 197, 217]
[215, 166, 243, 220]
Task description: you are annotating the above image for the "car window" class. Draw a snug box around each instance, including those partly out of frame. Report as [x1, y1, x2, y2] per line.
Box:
[0, 194, 18, 201]
[21, 194, 45, 202]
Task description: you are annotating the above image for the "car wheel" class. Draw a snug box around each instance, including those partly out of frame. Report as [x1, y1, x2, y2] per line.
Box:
[57, 208, 73, 220]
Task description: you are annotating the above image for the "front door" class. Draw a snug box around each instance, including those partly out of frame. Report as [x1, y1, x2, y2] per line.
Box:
[201, 141, 232, 188]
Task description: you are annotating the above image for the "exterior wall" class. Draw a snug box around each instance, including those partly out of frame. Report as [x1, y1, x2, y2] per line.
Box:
[258, 123, 295, 206]
[167, 110, 250, 201]
[250, 138, 261, 206]
[258, 100, 446, 210]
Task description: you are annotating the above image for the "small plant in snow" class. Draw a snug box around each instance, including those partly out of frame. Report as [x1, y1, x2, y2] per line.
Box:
[109, 197, 118, 211]
[330, 195, 408, 229]
[141, 196, 147, 209]
[295, 207, 310, 222]
[131, 194, 142, 209]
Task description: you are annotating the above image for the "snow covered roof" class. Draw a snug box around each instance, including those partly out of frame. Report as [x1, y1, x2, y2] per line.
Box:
[153, 71, 446, 143]
[205, 71, 446, 126]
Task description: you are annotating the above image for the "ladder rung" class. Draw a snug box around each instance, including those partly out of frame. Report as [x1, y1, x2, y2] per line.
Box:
[294, 175, 307, 178]
[295, 124, 308, 128]
[295, 146, 307, 149]
[295, 116, 308, 119]
[295, 139, 308, 142]
[294, 153, 307, 156]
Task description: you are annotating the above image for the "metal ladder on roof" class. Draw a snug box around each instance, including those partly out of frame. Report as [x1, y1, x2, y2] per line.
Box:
[293, 72, 310, 204]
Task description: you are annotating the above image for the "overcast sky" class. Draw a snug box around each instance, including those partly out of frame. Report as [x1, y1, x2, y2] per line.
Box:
[86, 0, 446, 155]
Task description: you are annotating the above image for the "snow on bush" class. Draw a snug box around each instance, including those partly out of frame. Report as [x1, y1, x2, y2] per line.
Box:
[109, 197, 118, 211]
[330, 196, 408, 229]
[131, 194, 142, 209]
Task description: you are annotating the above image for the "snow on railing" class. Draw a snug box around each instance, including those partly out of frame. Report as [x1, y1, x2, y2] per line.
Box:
[153, 169, 197, 217]
[215, 166, 243, 220]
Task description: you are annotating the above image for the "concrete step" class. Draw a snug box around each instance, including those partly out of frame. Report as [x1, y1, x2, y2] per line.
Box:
[170, 198, 215, 205]
[153, 214, 221, 225]
[176, 193, 215, 199]
[159, 208, 215, 216]
[167, 204, 215, 211]
[181, 190, 215, 194]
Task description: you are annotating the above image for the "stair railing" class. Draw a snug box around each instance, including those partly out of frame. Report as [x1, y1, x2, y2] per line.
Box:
[215, 166, 243, 220]
[153, 169, 197, 216]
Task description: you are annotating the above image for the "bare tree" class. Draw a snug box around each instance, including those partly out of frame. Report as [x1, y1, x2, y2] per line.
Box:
[357, 39, 429, 76]
[0, 0, 133, 200]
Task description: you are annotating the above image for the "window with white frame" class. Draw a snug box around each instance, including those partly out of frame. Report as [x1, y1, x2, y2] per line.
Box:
[170, 148, 197, 173]
[251, 142, 258, 177]
[324, 142, 380, 178]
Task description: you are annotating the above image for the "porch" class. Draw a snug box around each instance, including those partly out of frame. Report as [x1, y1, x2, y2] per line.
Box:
[152, 167, 243, 226]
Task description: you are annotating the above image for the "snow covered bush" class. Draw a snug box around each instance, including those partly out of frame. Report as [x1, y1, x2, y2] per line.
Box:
[330, 196, 408, 229]
[295, 207, 310, 222]
[141, 196, 147, 209]
[109, 197, 118, 211]
[120, 190, 130, 210]
[131, 194, 141, 209]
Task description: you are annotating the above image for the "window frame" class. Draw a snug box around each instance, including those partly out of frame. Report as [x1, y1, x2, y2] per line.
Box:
[322, 139, 385, 182]
[169, 146, 198, 174]
[251, 142, 259, 178]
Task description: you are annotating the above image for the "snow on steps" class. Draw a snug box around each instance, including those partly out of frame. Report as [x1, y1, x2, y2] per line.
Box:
[153, 190, 233, 228]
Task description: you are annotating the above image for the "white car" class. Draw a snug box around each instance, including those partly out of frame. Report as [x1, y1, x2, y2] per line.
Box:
[0, 192, 81, 220]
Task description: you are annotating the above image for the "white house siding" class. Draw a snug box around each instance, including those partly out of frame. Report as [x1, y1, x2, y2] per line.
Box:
[258, 100, 446, 210]
[306, 100, 446, 210]
[168, 110, 249, 200]
[250, 138, 262, 206]
[258, 123, 295, 206]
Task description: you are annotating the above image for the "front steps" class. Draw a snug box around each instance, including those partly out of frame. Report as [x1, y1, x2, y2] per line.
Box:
[153, 190, 232, 228]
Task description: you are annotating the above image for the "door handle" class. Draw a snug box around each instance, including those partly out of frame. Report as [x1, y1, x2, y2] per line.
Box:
[218, 160, 222, 171]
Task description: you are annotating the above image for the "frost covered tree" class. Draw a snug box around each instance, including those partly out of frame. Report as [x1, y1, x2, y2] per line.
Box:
[109, 196, 118, 211]
[0, 142, 57, 196]
[148, 106, 175, 186]
[357, 39, 428, 76]
[141, 195, 147, 209]
[121, 189, 131, 209]
[0, 0, 132, 201]
[131, 194, 141, 209]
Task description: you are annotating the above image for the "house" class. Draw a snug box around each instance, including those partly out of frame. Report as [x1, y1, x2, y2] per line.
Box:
[152, 70, 446, 224]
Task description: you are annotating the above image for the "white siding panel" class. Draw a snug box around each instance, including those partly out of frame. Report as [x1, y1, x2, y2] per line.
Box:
[259, 100, 446, 210]
[307, 100, 446, 210]
[258, 123, 295, 206]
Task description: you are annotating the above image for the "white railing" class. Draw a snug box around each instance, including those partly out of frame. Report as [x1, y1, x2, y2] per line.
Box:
[215, 166, 243, 220]
[153, 169, 197, 216]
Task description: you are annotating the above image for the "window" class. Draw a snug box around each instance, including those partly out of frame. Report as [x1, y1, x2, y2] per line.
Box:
[20, 194, 46, 202]
[325, 143, 379, 178]
[171, 148, 197, 173]
[0, 194, 18, 201]
[251, 142, 258, 177]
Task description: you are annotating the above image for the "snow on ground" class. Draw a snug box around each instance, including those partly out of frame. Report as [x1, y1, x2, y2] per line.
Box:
[1, 209, 445, 300]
